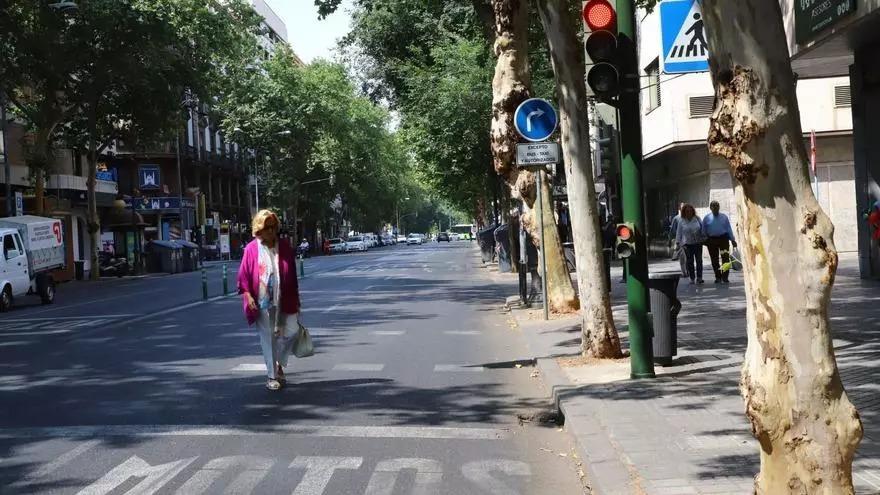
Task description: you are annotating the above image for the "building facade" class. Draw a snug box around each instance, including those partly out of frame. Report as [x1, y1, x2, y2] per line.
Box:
[634, 6, 858, 256]
[779, 0, 880, 277]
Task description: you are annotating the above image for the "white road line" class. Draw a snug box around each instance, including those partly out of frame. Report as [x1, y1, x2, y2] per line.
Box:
[371, 331, 405, 336]
[332, 364, 385, 372]
[322, 304, 340, 314]
[0, 425, 509, 440]
[433, 364, 486, 373]
[29, 439, 100, 479]
[443, 331, 480, 336]
[231, 364, 267, 372]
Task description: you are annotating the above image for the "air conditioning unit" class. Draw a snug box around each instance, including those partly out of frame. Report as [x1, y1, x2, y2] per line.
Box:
[834, 85, 851, 108]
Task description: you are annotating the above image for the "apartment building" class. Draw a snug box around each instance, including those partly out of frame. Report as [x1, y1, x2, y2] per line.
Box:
[634, 6, 857, 254]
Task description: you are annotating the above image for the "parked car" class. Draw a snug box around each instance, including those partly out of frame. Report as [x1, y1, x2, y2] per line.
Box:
[437, 232, 450, 242]
[346, 235, 368, 252]
[328, 238, 347, 254]
[450, 233, 460, 241]
[397, 235, 407, 243]
[0, 215, 65, 311]
[406, 234, 422, 245]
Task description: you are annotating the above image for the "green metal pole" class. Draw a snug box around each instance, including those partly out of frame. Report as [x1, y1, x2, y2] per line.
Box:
[222, 263, 228, 296]
[617, 0, 655, 378]
[201, 267, 208, 301]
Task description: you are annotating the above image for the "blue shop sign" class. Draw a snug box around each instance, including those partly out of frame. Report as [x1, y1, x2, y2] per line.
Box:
[125, 197, 195, 211]
[138, 165, 161, 190]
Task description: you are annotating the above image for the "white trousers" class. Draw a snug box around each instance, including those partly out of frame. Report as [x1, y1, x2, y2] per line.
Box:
[256, 310, 299, 379]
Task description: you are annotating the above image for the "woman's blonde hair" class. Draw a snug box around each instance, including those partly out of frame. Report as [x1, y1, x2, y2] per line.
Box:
[251, 209, 280, 237]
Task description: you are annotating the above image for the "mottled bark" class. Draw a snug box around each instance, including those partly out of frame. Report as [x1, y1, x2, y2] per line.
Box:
[702, 1, 862, 492]
[536, 0, 620, 357]
[86, 103, 100, 280]
[490, 0, 577, 312]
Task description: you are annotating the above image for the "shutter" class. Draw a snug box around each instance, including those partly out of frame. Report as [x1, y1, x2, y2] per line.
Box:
[834, 85, 851, 107]
[689, 95, 715, 118]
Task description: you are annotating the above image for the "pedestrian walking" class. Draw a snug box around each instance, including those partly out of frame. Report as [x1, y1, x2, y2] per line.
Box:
[237, 209, 302, 391]
[669, 203, 688, 277]
[703, 200, 737, 284]
[675, 203, 705, 284]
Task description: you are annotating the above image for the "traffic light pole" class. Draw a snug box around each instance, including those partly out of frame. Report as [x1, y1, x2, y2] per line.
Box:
[617, 0, 655, 378]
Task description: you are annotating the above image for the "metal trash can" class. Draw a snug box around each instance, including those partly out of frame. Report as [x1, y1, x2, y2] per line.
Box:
[478, 224, 497, 263]
[494, 224, 513, 273]
[648, 272, 682, 365]
[177, 240, 200, 272]
[148, 240, 182, 274]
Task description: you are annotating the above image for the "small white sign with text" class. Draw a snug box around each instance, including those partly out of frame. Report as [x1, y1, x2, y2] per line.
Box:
[516, 142, 560, 167]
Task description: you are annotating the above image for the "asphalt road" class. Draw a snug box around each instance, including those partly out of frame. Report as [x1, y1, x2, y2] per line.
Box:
[0, 242, 586, 494]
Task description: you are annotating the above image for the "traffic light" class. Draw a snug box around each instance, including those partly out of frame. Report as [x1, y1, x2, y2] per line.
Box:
[615, 223, 636, 259]
[595, 123, 619, 176]
[583, 0, 620, 100]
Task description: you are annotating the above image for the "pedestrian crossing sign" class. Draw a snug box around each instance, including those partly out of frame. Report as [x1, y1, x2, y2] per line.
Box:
[660, 0, 710, 74]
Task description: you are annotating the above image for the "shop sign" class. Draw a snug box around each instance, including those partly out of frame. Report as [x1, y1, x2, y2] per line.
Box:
[795, 0, 857, 44]
[138, 165, 161, 190]
[125, 197, 196, 211]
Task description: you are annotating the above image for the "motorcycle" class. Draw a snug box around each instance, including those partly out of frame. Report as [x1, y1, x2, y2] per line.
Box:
[296, 244, 311, 259]
[98, 251, 131, 277]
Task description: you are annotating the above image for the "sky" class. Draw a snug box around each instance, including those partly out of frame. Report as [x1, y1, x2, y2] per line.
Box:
[265, 0, 354, 63]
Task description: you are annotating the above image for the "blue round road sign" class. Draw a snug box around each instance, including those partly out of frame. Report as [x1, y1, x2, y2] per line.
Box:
[514, 98, 558, 142]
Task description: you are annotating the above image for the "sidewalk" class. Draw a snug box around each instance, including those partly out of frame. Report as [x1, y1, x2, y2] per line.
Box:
[493, 252, 880, 494]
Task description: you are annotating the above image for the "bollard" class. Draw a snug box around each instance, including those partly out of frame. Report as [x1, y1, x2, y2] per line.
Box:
[222, 263, 228, 296]
[201, 267, 208, 301]
[297, 258, 305, 278]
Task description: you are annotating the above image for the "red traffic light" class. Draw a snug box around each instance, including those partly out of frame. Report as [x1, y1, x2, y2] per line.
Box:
[583, 0, 617, 32]
[616, 224, 633, 241]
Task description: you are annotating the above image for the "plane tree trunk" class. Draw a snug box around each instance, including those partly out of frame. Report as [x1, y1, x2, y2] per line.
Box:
[702, 1, 862, 491]
[490, 0, 577, 313]
[536, 0, 620, 356]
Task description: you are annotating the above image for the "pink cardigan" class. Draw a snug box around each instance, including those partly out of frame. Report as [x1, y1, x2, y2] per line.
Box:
[237, 238, 301, 325]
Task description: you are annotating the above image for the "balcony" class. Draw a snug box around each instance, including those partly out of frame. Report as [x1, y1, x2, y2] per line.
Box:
[47, 174, 118, 195]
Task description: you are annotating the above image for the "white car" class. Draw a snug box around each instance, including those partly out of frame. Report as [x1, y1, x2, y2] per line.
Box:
[397, 235, 406, 243]
[450, 233, 460, 241]
[346, 235, 368, 252]
[406, 234, 421, 245]
[328, 238, 347, 254]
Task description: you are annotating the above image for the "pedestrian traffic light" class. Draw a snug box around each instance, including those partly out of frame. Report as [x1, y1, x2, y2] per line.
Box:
[615, 222, 636, 259]
[595, 124, 619, 176]
[583, 0, 620, 100]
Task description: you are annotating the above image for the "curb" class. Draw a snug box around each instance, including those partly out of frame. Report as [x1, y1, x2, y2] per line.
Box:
[509, 307, 638, 495]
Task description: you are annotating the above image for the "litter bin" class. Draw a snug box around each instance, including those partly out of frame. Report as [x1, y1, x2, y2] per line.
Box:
[477, 224, 497, 263]
[177, 240, 200, 272]
[494, 224, 513, 273]
[648, 272, 682, 365]
[74, 260, 85, 281]
[148, 240, 182, 274]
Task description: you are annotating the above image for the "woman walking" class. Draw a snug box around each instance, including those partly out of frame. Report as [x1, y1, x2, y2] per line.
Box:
[675, 203, 705, 284]
[237, 210, 301, 391]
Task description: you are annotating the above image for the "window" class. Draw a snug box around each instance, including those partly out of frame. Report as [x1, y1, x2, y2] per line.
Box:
[646, 59, 661, 112]
[834, 85, 851, 107]
[3, 235, 18, 260]
[689, 95, 715, 118]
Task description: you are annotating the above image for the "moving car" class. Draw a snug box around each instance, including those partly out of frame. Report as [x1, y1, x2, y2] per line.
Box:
[437, 232, 450, 242]
[406, 234, 421, 245]
[346, 235, 368, 252]
[0, 215, 65, 311]
[328, 238, 347, 254]
[450, 233, 460, 241]
[397, 235, 407, 243]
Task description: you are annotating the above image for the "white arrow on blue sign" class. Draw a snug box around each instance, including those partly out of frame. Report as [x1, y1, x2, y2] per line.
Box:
[660, 0, 710, 74]
[514, 98, 558, 142]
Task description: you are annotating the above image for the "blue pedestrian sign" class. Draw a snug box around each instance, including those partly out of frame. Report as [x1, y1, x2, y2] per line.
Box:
[660, 0, 710, 74]
[514, 98, 558, 142]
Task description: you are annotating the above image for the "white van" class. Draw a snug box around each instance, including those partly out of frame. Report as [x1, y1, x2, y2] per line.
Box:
[0, 216, 65, 311]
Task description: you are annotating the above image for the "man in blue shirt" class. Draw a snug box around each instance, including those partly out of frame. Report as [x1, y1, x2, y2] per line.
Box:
[703, 200, 737, 283]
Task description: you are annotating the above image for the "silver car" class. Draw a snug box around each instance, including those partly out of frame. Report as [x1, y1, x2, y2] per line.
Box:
[346, 235, 368, 252]
[328, 238, 347, 254]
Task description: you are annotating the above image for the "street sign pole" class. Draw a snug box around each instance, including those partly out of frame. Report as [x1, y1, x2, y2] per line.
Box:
[536, 169, 549, 321]
[619, 0, 655, 378]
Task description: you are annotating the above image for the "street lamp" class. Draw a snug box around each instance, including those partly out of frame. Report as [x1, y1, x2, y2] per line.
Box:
[396, 196, 410, 237]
